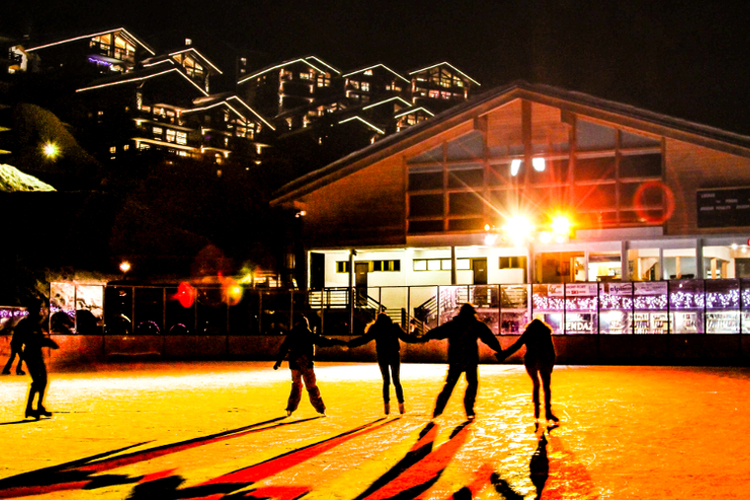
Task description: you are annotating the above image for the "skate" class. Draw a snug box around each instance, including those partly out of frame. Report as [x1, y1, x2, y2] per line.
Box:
[398, 402, 405, 414]
[384, 402, 390, 415]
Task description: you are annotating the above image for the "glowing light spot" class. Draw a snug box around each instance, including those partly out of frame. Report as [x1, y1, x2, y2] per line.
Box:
[502, 215, 534, 246]
[219, 275, 243, 306]
[551, 215, 572, 236]
[174, 282, 196, 308]
[532, 157, 546, 172]
[119, 261, 131, 273]
[43, 142, 59, 158]
[510, 159, 522, 177]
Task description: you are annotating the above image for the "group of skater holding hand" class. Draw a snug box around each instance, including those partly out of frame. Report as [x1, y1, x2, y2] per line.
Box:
[274, 303, 558, 425]
[6, 299, 556, 424]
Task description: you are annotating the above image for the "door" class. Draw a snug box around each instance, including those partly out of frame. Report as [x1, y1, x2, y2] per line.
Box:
[472, 258, 487, 285]
[355, 262, 369, 307]
[310, 253, 325, 289]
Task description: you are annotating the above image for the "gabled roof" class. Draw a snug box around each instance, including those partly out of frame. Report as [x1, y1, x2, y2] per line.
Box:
[167, 47, 223, 74]
[394, 106, 435, 119]
[408, 62, 480, 86]
[342, 64, 410, 83]
[362, 96, 412, 111]
[75, 65, 209, 96]
[238, 57, 328, 84]
[272, 80, 750, 205]
[183, 94, 275, 130]
[27, 27, 155, 55]
[338, 116, 386, 135]
[304, 56, 340, 75]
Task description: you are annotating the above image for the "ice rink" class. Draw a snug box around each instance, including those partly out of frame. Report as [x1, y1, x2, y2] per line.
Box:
[1, 361, 749, 499]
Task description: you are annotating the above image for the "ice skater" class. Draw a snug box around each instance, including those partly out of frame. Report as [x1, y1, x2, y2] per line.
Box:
[347, 312, 421, 415]
[420, 303, 503, 420]
[17, 301, 59, 419]
[273, 314, 346, 416]
[2, 315, 26, 375]
[496, 318, 559, 423]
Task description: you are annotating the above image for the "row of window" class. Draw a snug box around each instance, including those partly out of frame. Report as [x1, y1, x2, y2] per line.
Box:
[335, 257, 527, 273]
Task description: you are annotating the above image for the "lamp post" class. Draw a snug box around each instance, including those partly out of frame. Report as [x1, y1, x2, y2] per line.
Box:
[119, 261, 131, 280]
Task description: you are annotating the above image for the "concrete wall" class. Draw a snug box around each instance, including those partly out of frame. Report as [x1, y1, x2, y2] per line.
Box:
[2, 334, 747, 369]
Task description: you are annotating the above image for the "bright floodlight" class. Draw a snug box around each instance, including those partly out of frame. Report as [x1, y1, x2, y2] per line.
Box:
[532, 157, 546, 172]
[551, 215, 572, 236]
[502, 215, 534, 245]
[119, 261, 131, 273]
[43, 142, 59, 158]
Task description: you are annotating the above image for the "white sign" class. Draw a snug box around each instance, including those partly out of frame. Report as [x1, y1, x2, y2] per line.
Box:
[603, 283, 633, 296]
[634, 282, 668, 295]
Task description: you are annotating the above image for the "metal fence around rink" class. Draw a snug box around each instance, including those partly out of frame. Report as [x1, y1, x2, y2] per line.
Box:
[47, 279, 750, 336]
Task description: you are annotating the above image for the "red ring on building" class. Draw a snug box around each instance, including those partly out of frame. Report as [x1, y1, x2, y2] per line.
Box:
[634, 181, 675, 224]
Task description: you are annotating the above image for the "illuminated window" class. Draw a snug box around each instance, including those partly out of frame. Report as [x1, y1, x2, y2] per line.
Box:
[350, 81, 360, 89]
[123, 144, 129, 151]
[364, 69, 373, 75]
[166, 129, 176, 143]
[336, 261, 350, 273]
[153, 126, 163, 135]
[361, 82, 370, 92]
[109, 146, 116, 153]
[429, 90, 440, 99]
[300, 72, 311, 80]
[176, 132, 187, 145]
[500, 256, 527, 269]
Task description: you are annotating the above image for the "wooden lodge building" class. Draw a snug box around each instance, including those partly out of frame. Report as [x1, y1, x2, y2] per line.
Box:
[271, 80, 750, 362]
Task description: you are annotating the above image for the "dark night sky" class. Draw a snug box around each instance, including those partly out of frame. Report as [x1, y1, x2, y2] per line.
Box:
[4, 0, 750, 134]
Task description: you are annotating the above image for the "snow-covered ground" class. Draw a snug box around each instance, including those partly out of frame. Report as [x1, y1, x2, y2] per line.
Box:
[1, 361, 748, 499]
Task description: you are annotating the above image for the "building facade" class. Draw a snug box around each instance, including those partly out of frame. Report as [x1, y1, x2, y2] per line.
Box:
[271, 81, 750, 339]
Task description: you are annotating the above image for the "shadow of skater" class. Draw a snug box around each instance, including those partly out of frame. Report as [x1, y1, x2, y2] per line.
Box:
[420, 303, 503, 420]
[496, 318, 559, 423]
[530, 433, 550, 497]
[273, 314, 346, 417]
[347, 312, 421, 415]
[2, 318, 26, 375]
[18, 300, 59, 419]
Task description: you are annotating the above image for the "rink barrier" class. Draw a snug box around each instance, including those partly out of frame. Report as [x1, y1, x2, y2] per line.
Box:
[1, 333, 748, 369]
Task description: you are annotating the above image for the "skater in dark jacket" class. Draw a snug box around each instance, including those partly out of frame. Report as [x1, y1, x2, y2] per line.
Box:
[496, 318, 558, 423]
[420, 303, 503, 419]
[274, 315, 346, 416]
[2, 317, 26, 375]
[348, 312, 421, 415]
[17, 301, 59, 419]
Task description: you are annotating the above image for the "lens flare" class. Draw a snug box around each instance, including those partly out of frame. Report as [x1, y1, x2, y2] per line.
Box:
[220, 275, 243, 306]
[174, 282, 197, 308]
[634, 181, 675, 224]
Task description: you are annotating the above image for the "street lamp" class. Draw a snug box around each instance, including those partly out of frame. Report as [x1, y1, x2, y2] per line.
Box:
[119, 261, 131, 280]
[42, 142, 59, 159]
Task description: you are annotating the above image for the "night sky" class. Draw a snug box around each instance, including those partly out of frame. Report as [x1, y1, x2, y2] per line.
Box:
[3, 0, 750, 135]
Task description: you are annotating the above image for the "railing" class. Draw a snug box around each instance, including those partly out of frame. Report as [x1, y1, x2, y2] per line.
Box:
[36, 279, 750, 338]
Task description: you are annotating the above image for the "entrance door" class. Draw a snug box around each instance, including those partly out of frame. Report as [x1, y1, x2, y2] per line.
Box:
[310, 253, 325, 289]
[472, 258, 487, 285]
[355, 262, 369, 307]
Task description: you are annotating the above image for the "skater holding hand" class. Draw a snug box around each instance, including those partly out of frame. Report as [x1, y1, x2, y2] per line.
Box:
[274, 315, 345, 416]
[347, 312, 421, 415]
[496, 318, 559, 423]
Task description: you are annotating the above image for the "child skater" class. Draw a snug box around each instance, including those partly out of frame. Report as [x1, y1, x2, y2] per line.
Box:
[496, 318, 559, 423]
[274, 314, 346, 417]
[347, 312, 421, 415]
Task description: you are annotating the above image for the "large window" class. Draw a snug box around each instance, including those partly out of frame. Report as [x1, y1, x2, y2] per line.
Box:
[406, 109, 664, 235]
